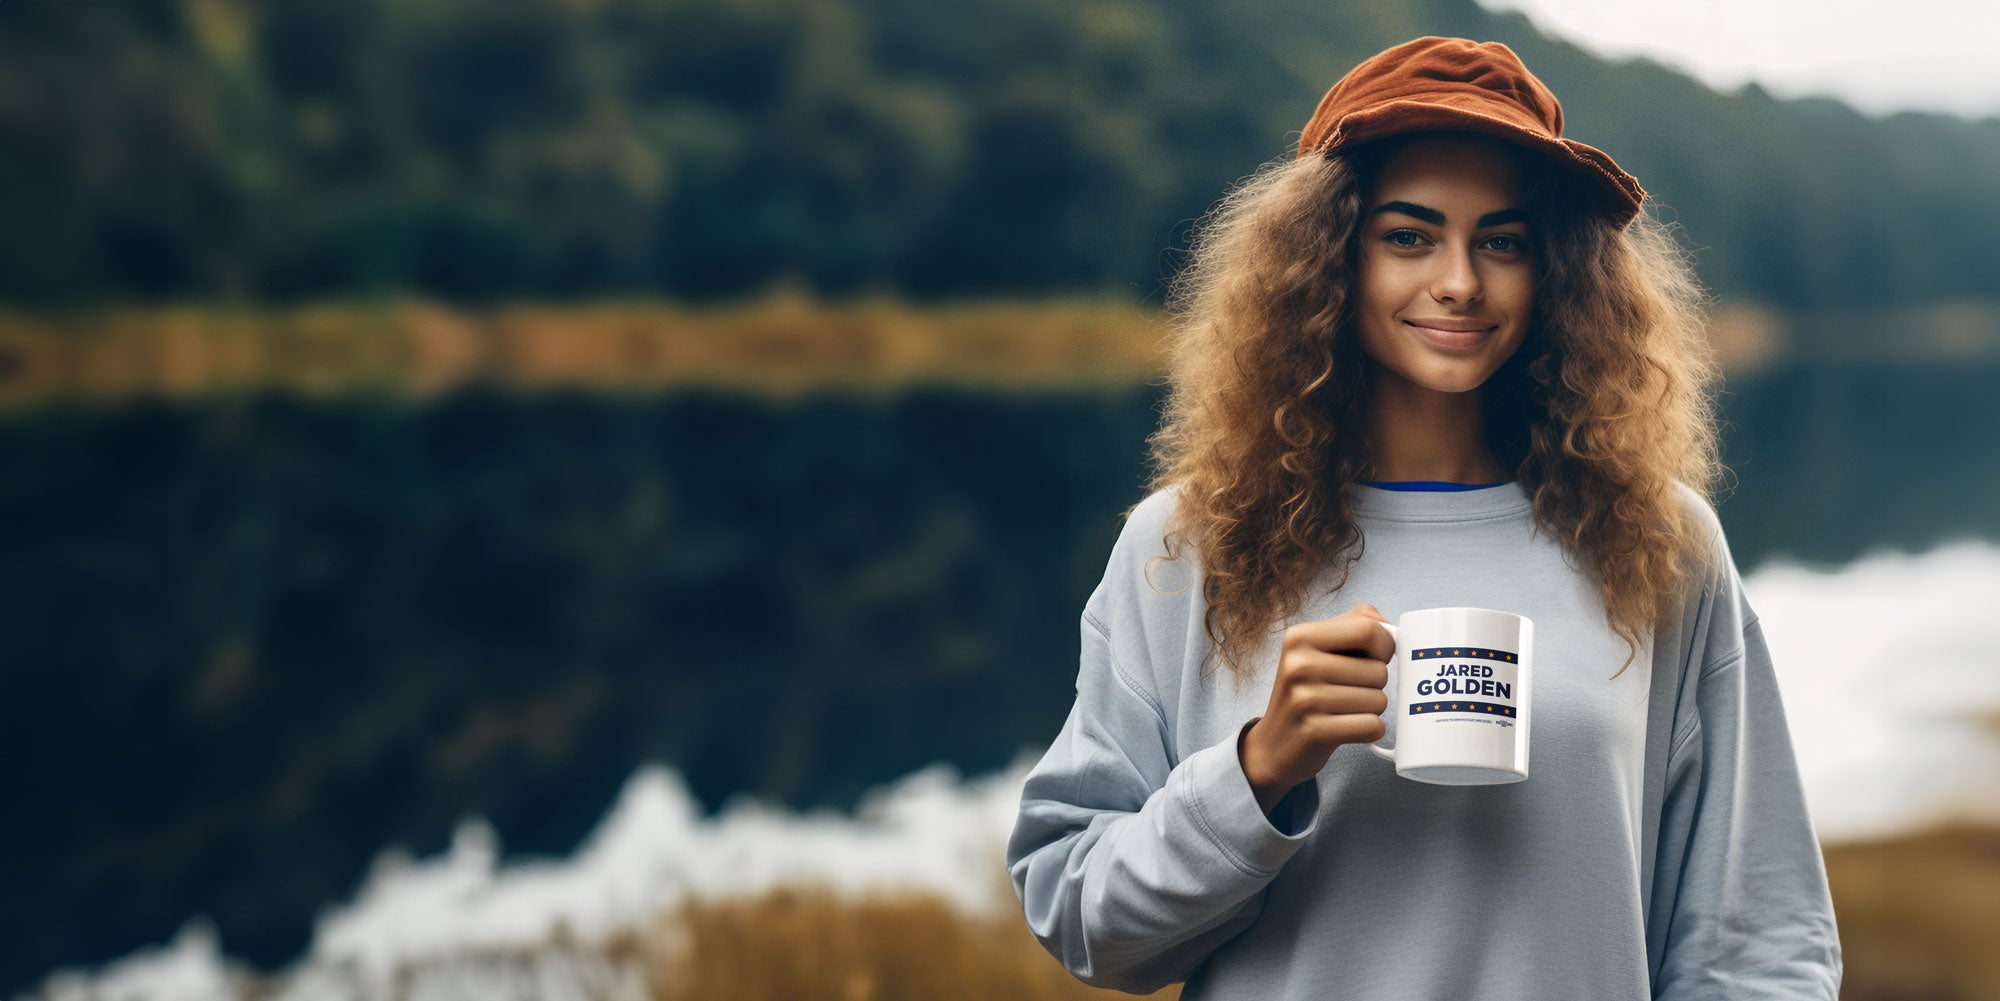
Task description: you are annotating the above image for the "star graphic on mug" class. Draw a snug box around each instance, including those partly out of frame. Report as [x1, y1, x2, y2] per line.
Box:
[1433, 704, 1441, 710]
[1452, 704, 1459, 709]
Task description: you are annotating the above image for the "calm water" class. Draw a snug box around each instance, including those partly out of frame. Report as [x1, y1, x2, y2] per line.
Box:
[4, 358, 1998, 992]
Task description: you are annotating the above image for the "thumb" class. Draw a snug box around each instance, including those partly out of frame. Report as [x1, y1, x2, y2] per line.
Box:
[1353, 603, 1388, 621]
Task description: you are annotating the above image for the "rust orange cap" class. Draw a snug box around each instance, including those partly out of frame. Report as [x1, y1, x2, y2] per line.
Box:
[1298, 36, 1646, 228]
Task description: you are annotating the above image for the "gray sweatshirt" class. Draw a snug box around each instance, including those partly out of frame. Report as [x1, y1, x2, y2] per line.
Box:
[1007, 481, 1841, 998]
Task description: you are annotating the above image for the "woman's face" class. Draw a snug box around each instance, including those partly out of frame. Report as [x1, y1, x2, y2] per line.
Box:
[1353, 133, 1535, 396]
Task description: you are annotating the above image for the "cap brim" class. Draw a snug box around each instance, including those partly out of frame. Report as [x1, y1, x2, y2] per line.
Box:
[1318, 101, 1646, 228]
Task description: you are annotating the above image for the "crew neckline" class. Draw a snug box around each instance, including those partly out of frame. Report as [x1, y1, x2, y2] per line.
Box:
[1350, 479, 1532, 521]
[1361, 480, 1512, 492]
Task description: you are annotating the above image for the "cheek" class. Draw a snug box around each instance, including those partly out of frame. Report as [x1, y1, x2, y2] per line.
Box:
[1355, 251, 1408, 312]
[1498, 266, 1536, 313]
[1351, 265, 1395, 333]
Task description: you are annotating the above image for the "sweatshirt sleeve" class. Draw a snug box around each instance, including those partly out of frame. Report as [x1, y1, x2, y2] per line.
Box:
[1005, 513, 1320, 993]
[1650, 521, 1843, 999]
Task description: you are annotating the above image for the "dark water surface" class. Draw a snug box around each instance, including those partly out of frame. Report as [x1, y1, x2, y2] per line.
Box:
[4, 360, 1997, 992]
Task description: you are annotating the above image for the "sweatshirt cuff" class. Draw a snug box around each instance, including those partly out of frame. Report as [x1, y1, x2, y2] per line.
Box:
[1178, 717, 1321, 878]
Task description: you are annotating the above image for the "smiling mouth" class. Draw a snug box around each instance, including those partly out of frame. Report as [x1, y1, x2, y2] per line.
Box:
[1405, 320, 1497, 350]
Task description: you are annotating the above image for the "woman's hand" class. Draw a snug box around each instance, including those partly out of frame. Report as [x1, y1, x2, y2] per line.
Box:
[1239, 603, 1395, 815]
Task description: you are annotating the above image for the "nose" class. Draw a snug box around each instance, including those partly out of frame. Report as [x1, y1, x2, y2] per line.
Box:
[1430, 245, 1483, 304]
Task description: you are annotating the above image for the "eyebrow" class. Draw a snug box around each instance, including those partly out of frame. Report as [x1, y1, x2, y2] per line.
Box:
[1370, 200, 1527, 228]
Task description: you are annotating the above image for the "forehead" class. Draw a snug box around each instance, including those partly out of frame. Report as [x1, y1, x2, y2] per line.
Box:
[1367, 134, 1527, 211]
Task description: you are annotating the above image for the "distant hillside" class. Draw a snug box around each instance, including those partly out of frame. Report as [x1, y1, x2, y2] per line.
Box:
[1, 0, 1996, 313]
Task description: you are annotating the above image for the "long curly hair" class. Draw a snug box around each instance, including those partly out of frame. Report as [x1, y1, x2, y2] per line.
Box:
[1139, 134, 1726, 690]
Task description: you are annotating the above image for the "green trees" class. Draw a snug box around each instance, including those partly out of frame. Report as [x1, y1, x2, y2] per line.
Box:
[1, 0, 1994, 308]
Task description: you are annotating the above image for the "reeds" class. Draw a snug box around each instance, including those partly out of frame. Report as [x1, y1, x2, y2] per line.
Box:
[649, 883, 1176, 1001]
[1822, 822, 2000, 1001]
[640, 824, 2000, 1001]
[0, 293, 1172, 411]
[0, 293, 1863, 412]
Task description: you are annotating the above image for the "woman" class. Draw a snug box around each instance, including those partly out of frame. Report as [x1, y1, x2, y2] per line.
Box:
[1006, 37, 1841, 999]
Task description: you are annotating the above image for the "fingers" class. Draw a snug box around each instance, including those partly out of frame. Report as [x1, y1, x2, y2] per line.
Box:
[1291, 680, 1390, 717]
[1305, 712, 1389, 746]
[1285, 608, 1396, 662]
[1281, 648, 1390, 690]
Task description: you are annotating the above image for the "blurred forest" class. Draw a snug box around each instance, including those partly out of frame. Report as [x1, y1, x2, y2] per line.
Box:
[3, 0, 1998, 309]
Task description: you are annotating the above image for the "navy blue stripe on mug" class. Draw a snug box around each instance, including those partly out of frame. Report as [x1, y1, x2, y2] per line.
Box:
[1409, 701, 1517, 717]
[1411, 647, 1518, 662]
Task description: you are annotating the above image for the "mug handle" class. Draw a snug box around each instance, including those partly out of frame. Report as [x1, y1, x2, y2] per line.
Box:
[1367, 621, 1399, 764]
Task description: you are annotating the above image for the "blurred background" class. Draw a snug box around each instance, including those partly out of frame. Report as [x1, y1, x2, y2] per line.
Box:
[3, 0, 1998, 999]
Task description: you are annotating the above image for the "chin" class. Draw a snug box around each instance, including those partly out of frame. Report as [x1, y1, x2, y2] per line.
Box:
[1400, 361, 1503, 395]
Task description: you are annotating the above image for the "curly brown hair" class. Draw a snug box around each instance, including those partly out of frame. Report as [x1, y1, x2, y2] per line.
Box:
[1138, 135, 1727, 692]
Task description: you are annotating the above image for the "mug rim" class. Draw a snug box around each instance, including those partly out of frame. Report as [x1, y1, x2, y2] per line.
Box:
[1400, 605, 1532, 624]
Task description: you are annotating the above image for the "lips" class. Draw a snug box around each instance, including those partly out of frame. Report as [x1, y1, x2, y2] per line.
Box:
[1405, 316, 1494, 333]
[1404, 318, 1497, 351]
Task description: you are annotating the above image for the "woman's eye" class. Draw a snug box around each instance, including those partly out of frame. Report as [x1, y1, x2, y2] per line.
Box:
[1483, 234, 1526, 253]
[1384, 230, 1425, 248]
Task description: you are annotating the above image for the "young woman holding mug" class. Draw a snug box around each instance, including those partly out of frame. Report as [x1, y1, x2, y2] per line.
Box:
[1007, 36, 1840, 999]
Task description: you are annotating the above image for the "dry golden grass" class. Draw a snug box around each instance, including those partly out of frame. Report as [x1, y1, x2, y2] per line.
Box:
[0, 293, 1173, 412]
[151, 823, 1988, 1000]
[648, 883, 1177, 1001]
[0, 293, 1869, 412]
[636, 824, 2000, 1001]
[1822, 822, 2000, 1001]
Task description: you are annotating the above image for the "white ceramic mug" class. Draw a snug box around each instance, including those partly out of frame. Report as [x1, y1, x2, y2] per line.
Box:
[1367, 607, 1534, 785]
